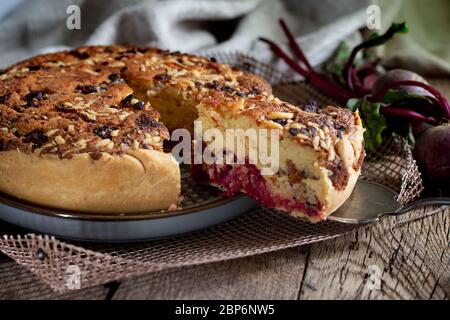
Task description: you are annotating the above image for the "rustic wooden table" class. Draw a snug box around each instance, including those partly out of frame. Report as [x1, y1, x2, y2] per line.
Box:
[0, 81, 449, 300]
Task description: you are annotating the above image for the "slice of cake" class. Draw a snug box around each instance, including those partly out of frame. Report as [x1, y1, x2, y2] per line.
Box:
[195, 95, 364, 222]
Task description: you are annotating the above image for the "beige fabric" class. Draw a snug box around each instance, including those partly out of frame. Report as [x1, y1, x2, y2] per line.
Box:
[379, 0, 450, 77]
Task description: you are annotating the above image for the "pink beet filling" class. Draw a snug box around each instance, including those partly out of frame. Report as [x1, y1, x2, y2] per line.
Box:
[201, 163, 323, 218]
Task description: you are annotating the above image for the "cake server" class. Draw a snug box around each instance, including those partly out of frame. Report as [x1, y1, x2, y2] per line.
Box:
[329, 180, 450, 224]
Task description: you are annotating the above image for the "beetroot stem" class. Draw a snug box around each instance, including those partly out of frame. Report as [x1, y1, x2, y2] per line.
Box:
[258, 37, 308, 78]
[259, 37, 353, 103]
[381, 106, 439, 125]
[278, 19, 312, 71]
[344, 23, 408, 93]
[371, 80, 450, 118]
[343, 48, 360, 91]
[277, 19, 353, 97]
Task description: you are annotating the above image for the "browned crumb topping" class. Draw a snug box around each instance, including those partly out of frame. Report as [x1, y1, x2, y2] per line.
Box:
[201, 94, 357, 153]
[0, 46, 270, 159]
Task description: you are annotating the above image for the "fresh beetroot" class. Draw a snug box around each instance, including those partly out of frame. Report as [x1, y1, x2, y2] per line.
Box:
[413, 125, 450, 195]
[412, 121, 434, 138]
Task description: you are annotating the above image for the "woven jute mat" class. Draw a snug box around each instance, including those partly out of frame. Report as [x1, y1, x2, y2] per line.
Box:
[0, 53, 425, 293]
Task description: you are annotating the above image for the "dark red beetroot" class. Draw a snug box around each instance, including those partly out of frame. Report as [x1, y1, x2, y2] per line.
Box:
[205, 163, 323, 218]
[413, 125, 450, 195]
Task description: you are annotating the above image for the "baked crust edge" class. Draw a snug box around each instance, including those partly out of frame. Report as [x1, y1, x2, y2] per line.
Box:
[0, 149, 181, 213]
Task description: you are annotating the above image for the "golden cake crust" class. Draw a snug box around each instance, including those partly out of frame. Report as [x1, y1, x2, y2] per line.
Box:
[0, 45, 270, 158]
[0, 45, 272, 213]
[0, 149, 180, 213]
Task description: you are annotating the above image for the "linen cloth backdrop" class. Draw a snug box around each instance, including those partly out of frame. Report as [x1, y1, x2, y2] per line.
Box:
[0, 0, 448, 78]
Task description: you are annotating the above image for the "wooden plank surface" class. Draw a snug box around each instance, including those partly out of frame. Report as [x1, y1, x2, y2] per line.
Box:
[0, 209, 447, 299]
[113, 247, 309, 300]
[300, 211, 449, 299]
[108, 210, 448, 300]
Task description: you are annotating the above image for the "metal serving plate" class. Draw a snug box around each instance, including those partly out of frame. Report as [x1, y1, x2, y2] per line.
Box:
[0, 168, 257, 242]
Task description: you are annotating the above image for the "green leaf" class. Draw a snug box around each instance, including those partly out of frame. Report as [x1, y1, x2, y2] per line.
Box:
[407, 124, 415, 145]
[325, 42, 351, 85]
[346, 98, 361, 112]
[368, 32, 380, 40]
[359, 101, 387, 151]
[347, 99, 387, 150]
[326, 41, 367, 85]
[381, 89, 434, 105]
[358, 22, 408, 50]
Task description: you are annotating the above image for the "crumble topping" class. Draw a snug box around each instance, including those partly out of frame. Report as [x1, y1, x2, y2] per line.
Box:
[0, 46, 270, 158]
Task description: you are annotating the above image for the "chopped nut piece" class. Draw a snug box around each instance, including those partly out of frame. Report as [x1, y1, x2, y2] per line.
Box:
[82, 111, 97, 121]
[118, 111, 131, 121]
[54, 135, 65, 145]
[266, 94, 275, 102]
[83, 59, 94, 65]
[109, 61, 126, 68]
[267, 112, 293, 120]
[67, 125, 75, 133]
[296, 133, 310, 140]
[289, 123, 304, 130]
[318, 129, 325, 140]
[146, 89, 157, 96]
[96, 139, 111, 148]
[262, 120, 283, 130]
[312, 136, 320, 147]
[144, 133, 153, 145]
[45, 129, 59, 137]
[83, 69, 99, 76]
[73, 139, 87, 149]
[307, 121, 320, 129]
[272, 97, 282, 105]
[328, 148, 336, 161]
